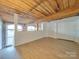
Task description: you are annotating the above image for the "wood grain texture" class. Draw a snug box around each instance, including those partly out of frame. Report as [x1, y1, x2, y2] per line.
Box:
[0, 0, 78, 21]
[42, 6, 79, 21]
[0, 37, 79, 59]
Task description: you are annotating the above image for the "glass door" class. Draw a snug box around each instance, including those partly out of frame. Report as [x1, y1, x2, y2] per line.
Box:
[5, 23, 23, 47]
[6, 24, 15, 47]
[0, 18, 2, 49]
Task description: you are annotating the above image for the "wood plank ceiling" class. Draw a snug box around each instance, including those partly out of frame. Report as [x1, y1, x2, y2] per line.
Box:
[0, 0, 79, 22]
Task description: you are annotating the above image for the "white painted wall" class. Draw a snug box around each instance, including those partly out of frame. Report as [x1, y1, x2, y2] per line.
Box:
[15, 16, 79, 46]
[15, 31, 48, 46]
[47, 16, 79, 42]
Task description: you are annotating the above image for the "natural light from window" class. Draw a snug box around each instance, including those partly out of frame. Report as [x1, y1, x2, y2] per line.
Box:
[27, 26, 37, 31]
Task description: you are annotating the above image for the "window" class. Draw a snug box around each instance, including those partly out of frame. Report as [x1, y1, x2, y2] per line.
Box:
[6, 23, 23, 46]
[39, 23, 43, 31]
[27, 23, 44, 31]
[27, 26, 37, 31]
[7, 24, 23, 31]
[17, 25, 23, 31]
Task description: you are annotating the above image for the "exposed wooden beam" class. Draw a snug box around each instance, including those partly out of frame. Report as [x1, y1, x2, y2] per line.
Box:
[32, 0, 52, 15]
[0, 0, 78, 22]
[31, 10, 45, 18]
[76, 0, 79, 7]
[69, 0, 76, 7]
[56, 0, 64, 10]
[0, 1, 28, 14]
[62, 0, 69, 9]
[21, 0, 47, 17]
[43, 1, 56, 14]
[7, 0, 31, 11]
[34, 0, 50, 16]
[37, 5, 50, 16]
[0, 0, 39, 19]
[29, 0, 44, 11]
[0, 0, 29, 12]
[39, 6, 79, 21]
[40, 2, 52, 15]
[47, 0, 57, 13]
